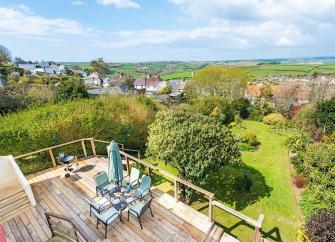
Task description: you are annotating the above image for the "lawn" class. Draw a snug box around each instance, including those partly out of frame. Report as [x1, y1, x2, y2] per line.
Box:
[147, 120, 299, 242]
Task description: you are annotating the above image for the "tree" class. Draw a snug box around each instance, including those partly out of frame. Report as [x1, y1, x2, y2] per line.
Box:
[146, 109, 241, 199]
[231, 98, 251, 118]
[90, 58, 109, 77]
[159, 86, 172, 94]
[273, 83, 301, 116]
[186, 66, 250, 100]
[306, 208, 335, 242]
[260, 84, 273, 100]
[0, 45, 11, 63]
[54, 77, 88, 103]
[315, 97, 335, 133]
[186, 96, 235, 124]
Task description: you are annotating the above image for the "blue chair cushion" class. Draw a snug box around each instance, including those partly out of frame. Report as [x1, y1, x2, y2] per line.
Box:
[93, 207, 119, 224]
[129, 201, 144, 217]
[91, 197, 109, 211]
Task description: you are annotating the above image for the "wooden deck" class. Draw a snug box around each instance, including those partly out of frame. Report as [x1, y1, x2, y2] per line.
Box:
[1, 157, 206, 242]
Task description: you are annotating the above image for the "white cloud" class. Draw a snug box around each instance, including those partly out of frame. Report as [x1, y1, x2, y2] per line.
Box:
[97, 0, 140, 8]
[71, 0, 86, 6]
[94, 20, 311, 51]
[0, 6, 87, 36]
[169, 0, 335, 22]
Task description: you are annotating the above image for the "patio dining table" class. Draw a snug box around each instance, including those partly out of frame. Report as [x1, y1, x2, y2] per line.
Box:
[109, 185, 136, 220]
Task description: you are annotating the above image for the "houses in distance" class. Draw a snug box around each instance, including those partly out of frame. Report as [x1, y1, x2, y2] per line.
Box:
[17, 61, 65, 76]
[86, 72, 188, 102]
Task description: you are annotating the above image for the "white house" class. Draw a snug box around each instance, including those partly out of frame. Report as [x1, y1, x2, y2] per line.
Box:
[134, 75, 162, 93]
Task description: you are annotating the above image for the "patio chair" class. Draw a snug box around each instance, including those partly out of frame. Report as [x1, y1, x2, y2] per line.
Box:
[86, 196, 110, 216]
[94, 171, 117, 196]
[127, 198, 153, 229]
[123, 167, 140, 188]
[92, 206, 122, 238]
[126, 175, 152, 204]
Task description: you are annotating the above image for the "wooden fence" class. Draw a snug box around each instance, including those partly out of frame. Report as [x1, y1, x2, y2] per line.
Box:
[13, 137, 264, 241]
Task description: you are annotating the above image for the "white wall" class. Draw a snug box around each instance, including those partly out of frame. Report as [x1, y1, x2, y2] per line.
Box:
[0, 156, 36, 206]
[0, 156, 17, 187]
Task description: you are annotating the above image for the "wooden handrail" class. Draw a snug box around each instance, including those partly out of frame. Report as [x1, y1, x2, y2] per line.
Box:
[118, 150, 215, 198]
[45, 212, 94, 242]
[14, 138, 93, 159]
[212, 200, 264, 229]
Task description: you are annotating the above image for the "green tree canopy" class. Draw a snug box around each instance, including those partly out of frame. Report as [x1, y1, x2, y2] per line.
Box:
[54, 77, 88, 103]
[90, 58, 109, 77]
[186, 66, 250, 100]
[315, 97, 335, 133]
[0, 45, 11, 63]
[146, 109, 241, 187]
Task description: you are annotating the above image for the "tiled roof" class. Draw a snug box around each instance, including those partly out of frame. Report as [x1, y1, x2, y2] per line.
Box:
[134, 76, 161, 86]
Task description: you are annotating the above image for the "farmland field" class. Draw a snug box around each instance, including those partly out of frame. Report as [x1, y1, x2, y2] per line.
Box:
[62, 59, 335, 80]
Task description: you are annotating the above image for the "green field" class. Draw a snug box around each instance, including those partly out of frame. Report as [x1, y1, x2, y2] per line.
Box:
[148, 121, 299, 242]
[62, 61, 335, 80]
[238, 63, 335, 78]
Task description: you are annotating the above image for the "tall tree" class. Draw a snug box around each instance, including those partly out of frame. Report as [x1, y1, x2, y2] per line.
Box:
[54, 77, 88, 103]
[186, 66, 250, 100]
[0, 45, 11, 63]
[90, 58, 109, 77]
[146, 109, 240, 200]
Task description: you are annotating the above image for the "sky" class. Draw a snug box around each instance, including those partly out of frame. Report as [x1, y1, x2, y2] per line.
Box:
[0, 0, 335, 62]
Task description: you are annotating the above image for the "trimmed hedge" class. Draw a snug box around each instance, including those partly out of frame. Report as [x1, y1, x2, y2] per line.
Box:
[0, 96, 157, 174]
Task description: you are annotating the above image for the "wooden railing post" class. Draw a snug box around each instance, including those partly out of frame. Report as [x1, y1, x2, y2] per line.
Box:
[126, 156, 130, 176]
[90, 139, 96, 156]
[81, 140, 87, 157]
[174, 179, 179, 202]
[48, 148, 57, 167]
[208, 196, 213, 222]
[147, 167, 151, 176]
[137, 151, 141, 159]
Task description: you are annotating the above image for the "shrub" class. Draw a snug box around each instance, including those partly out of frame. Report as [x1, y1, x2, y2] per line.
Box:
[249, 100, 274, 121]
[0, 96, 157, 174]
[306, 208, 335, 242]
[299, 143, 335, 218]
[300, 184, 335, 219]
[293, 174, 307, 188]
[159, 86, 172, 94]
[234, 172, 253, 193]
[293, 104, 317, 132]
[285, 132, 312, 153]
[241, 131, 259, 147]
[263, 113, 286, 126]
[146, 109, 241, 190]
[54, 76, 88, 103]
[187, 97, 235, 124]
[315, 97, 335, 133]
[231, 98, 251, 118]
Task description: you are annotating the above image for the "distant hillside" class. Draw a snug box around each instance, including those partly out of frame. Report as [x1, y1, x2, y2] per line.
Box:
[61, 57, 335, 79]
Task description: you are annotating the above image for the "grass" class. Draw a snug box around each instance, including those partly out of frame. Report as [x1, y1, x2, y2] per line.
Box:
[147, 120, 299, 242]
[239, 63, 335, 78]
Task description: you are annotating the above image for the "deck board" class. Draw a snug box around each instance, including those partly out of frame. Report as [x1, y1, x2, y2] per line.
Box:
[2, 157, 205, 242]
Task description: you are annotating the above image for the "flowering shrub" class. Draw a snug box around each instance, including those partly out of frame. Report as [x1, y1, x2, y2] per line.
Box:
[263, 113, 286, 126]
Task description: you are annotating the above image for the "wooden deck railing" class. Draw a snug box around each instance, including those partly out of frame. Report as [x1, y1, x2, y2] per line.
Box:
[14, 137, 264, 241]
[212, 201, 264, 242]
[45, 212, 95, 242]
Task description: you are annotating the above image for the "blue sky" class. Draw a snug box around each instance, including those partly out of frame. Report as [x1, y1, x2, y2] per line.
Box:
[0, 0, 335, 62]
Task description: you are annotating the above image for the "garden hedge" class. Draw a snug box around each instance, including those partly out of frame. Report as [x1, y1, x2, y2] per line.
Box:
[0, 96, 157, 174]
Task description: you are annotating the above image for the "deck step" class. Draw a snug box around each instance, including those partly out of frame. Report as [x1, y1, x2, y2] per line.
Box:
[0, 196, 30, 214]
[204, 225, 240, 242]
[0, 201, 31, 223]
[0, 190, 26, 207]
